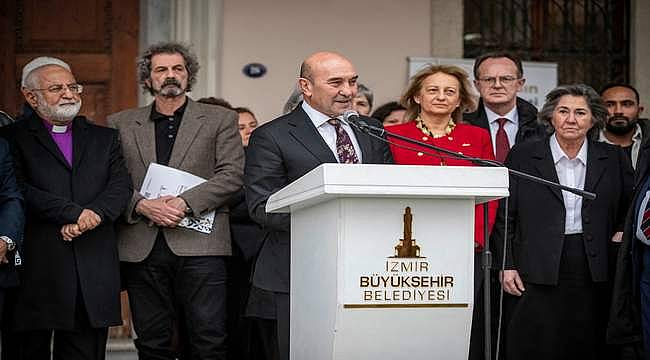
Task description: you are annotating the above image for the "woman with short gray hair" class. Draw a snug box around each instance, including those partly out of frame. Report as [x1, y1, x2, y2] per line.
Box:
[352, 83, 374, 116]
[493, 83, 633, 359]
[538, 84, 608, 130]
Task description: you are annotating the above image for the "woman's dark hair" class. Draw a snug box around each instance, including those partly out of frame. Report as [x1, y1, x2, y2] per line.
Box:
[371, 101, 406, 123]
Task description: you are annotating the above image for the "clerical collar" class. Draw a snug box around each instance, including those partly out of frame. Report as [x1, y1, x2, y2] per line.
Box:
[41, 119, 72, 134]
[52, 124, 68, 133]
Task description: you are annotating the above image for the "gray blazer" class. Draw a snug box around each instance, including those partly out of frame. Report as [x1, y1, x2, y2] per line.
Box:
[107, 99, 244, 262]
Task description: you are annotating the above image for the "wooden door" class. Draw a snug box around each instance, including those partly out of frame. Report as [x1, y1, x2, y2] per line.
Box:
[0, 0, 139, 338]
[0, 0, 139, 126]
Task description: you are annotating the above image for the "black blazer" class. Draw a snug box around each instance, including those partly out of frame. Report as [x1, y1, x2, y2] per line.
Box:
[226, 149, 265, 262]
[0, 138, 24, 289]
[463, 97, 548, 146]
[607, 141, 650, 345]
[228, 187, 264, 262]
[245, 105, 393, 293]
[3, 114, 132, 330]
[492, 137, 633, 285]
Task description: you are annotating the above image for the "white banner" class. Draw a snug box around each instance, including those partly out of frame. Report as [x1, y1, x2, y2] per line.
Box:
[342, 200, 472, 307]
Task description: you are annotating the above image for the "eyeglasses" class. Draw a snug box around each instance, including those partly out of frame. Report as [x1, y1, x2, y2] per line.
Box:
[30, 84, 83, 95]
[476, 76, 520, 86]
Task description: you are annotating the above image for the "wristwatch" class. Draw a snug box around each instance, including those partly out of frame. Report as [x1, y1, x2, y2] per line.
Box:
[0, 236, 16, 251]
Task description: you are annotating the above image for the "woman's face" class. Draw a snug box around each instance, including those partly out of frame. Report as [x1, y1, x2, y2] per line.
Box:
[382, 109, 407, 127]
[352, 94, 371, 116]
[238, 112, 258, 146]
[551, 95, 594, 143]
[414, 72, 461, 118]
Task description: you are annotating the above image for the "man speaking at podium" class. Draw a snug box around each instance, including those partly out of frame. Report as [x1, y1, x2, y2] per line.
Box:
[244, 51, 393, 360]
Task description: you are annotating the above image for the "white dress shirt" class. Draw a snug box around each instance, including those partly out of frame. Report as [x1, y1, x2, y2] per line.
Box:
[549, 134, 588, 234]
[485, 105, 519, 155]
[301, 101, 363, 163]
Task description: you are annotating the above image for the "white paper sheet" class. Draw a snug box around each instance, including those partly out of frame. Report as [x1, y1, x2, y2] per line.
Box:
[140, 163, 215, 234]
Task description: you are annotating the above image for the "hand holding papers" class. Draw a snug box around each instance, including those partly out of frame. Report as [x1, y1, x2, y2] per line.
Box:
[135, 195, 185, 227]
[140, 163, 215, 234]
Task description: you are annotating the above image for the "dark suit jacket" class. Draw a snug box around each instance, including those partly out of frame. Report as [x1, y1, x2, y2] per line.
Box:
[0, 138, 24, 289]
[3, 114, 132, 330]
[245, 105, 393, 293]
[492, 137, 633, 285]
[607, 141, 650, 345]
[228, 185, 264, 262]
[463, 97, 548, 147]
[0, 111, 14, 128]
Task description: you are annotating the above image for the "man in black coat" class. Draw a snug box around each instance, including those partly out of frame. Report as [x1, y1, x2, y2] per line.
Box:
[0, 137, 24, 322]
[2, 56, 132, 359]
[463, 51, 548, 360]
[0, 111, 15, 128]
[609, 140, 650, 359]
[463, 52, 548, 161]
[244, 51, 393, 360]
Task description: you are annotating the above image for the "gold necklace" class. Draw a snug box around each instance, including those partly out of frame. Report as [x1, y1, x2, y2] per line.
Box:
[416, 116, 455, 139]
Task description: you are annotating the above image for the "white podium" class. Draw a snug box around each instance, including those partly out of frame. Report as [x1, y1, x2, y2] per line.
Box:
[267, 164, 508, 360]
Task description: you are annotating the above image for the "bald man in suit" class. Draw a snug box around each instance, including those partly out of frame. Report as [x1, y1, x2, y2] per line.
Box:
[244, 51, 393, 360]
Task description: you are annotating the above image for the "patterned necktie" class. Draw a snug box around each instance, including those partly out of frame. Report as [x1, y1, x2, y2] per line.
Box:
[328, 119, 359, 164]
[495, 118, 510, 163]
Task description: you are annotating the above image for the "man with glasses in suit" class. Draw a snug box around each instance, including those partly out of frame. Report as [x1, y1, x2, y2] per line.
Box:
[464, 52, 547, 162]
[463, 52, 548, 360]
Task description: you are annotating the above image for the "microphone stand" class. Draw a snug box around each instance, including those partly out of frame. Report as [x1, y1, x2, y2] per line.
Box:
[346, 118, 595, 360]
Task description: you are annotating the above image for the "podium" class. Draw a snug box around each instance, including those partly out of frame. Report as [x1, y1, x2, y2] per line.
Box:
[266, 164, 508, 360]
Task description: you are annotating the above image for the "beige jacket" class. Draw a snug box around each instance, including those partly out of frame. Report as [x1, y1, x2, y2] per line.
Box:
[107, 99, 244, 262]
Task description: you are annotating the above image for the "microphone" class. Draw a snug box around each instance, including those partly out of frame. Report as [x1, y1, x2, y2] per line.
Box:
[342, 110, 385, 134]
[342, 110, 362, 125]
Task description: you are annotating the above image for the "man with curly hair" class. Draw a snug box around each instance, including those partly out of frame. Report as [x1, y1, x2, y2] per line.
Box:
[108, 42, 244, 360]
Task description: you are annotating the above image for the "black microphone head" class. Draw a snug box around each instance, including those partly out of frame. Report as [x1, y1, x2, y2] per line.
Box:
[343, 110, 360, 123]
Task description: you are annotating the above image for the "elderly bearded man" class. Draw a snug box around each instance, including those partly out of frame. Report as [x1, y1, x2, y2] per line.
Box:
[0, 56, 132, 360]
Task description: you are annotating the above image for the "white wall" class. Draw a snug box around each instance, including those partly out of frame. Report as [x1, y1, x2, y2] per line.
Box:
[220, 0, 432, 123]
[173, 0, 223, 101]
[632, 0, 650, 109]
[139, 0, 174, 106]
[430, 0, 463, 57]
[146, 0, 649, 117]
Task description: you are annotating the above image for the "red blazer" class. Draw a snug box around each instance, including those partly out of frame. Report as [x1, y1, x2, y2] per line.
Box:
[388, 121, 497, 248]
